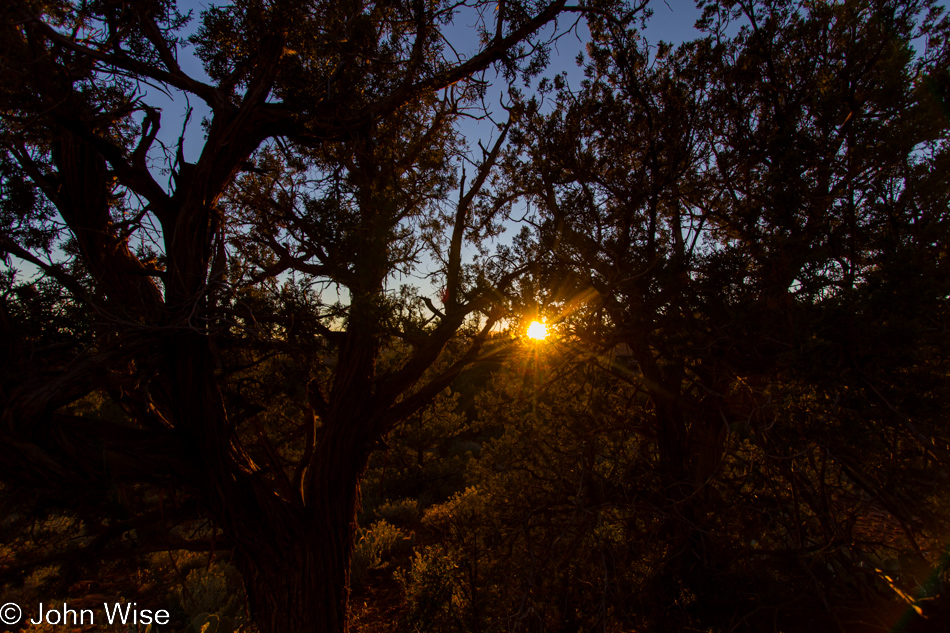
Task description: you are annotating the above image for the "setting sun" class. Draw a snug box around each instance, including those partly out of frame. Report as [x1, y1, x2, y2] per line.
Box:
[526, 320, 549, 341]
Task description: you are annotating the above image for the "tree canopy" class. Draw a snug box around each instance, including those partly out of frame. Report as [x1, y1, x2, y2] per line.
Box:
[2, 0, 950, 631]
[0, 0, 642, 630]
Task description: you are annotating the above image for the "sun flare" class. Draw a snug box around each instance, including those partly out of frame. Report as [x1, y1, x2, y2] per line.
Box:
[526, 321, 549, 341]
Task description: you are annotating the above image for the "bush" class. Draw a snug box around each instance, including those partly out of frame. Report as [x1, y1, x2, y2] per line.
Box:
[375, 498, 421, 527]
[397, 548, 465, 633]
[350, 520, 414, 588]
[173, 564, 249, 633]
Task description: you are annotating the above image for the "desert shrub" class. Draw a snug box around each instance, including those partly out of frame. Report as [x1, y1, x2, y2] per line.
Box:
[350, 520, 414, 588]
[173, 563, 249, 633]
[375, 498, 421, 527]
[397, 547, 466, 633]
[414, 357, 656, 633]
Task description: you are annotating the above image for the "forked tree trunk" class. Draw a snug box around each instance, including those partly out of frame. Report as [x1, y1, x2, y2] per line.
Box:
[231, 417, 374, 633]
[167, 332, 370, 633]
[164, 279, 390, 633]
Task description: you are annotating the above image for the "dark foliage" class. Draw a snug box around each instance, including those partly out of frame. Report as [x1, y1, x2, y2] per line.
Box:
[2, 0, 950, 631]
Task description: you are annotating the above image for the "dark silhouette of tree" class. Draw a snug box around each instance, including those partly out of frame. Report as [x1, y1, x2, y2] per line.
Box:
[506, 0, 950, 627]
[0, 0, 646, 631]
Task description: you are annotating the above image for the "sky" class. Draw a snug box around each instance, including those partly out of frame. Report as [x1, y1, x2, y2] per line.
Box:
[4, 0, 708, 289]
[146, 0, 707, 166]
[10, 0, 947, 306]
[120, 0, 708, 298]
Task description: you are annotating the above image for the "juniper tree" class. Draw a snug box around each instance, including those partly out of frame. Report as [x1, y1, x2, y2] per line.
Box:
[0, 0, 644, 630]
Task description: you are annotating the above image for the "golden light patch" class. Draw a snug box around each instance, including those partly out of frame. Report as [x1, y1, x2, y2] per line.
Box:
[526, 321, 548, 341]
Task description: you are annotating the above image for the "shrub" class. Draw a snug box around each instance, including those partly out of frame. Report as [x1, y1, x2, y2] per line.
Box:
[375, 498, 421, 527]
[397, 547, 465, 633]
[173, 564, 249, 633]
[350, 520, 413, 588]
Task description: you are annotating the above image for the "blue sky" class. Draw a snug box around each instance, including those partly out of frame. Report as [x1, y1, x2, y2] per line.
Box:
[6, 0, 707, 287]
[145, 0, 707, 166]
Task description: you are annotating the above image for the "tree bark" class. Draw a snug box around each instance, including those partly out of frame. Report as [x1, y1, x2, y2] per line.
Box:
[231, 416, 373, 633]
[236, 517, 354, 633]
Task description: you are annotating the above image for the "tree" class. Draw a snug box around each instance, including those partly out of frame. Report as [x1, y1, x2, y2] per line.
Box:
[507, 0, 950, 626]
[0, 0, 643, 630]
